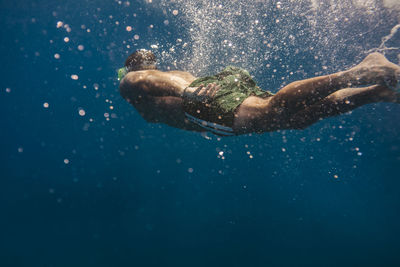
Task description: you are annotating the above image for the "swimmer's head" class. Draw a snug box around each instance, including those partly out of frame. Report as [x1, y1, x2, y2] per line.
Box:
[125, 49, 157, 72]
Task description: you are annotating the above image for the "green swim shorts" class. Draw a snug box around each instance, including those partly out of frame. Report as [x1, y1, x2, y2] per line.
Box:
[183, 66, 274, 127]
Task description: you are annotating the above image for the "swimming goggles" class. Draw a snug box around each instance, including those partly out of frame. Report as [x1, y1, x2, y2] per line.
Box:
[117, 67, 128, 81]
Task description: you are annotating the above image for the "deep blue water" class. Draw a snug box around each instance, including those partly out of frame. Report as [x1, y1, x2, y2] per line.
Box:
[1, 1, 400, 266]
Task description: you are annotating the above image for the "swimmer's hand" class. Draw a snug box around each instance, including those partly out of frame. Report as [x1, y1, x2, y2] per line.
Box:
[183, 83, 221, 105]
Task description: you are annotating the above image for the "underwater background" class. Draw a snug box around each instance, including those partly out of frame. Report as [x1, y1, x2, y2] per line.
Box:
[1, 0, 400, 266]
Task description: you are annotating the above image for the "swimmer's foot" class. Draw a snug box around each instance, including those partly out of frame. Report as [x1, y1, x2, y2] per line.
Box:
[349, 52, 400, 92]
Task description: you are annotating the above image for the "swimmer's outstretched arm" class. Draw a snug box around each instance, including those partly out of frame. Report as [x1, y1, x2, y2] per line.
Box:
[119, 69, 208, 131]
[120, 69, 196, 102]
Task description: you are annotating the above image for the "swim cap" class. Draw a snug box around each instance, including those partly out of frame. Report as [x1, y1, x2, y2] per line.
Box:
[124, 49, 157, 72]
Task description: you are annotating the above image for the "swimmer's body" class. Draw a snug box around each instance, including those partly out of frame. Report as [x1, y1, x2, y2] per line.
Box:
[119, 50, 400, 136]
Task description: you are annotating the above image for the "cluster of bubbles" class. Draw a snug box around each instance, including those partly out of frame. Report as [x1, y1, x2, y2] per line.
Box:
[146, 0, 400, 85]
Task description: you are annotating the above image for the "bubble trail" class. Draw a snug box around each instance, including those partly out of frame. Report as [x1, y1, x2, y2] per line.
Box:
[366, 24, 400, 55]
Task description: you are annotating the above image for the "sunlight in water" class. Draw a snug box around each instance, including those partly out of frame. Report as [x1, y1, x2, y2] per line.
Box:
[146, 0, 399, 78]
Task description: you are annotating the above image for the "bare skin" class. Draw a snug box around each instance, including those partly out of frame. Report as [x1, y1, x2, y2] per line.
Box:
[119, 52, 400, 135]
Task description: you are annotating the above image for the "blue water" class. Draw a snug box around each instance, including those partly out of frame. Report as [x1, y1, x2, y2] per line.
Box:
[1, 1, 400, 266]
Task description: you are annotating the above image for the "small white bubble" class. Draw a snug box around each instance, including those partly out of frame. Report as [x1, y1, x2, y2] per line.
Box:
[93, 83, 99, 90]
[134, 34, 140, 40]
[56, 21, 63, 28]
[5, 88, 11, 93]
[126, 26, 132, 32]
[71, 74, 79, 80]
[54, 53, 60, 59]
[64, 37, 70, 42]
[64, 158, 70, 164]
[163, 20, 169, 25]
[188, 168, 194, 173]
[77, 45, 84, 51]
[78, 109, 86, 116]
[43, 102, 49, 108]
[172, 10, 179, 15]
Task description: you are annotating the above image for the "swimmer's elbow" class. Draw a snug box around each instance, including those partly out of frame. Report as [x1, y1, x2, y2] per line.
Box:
[119, 76, 147, 102]
[119, 78, 131, 100]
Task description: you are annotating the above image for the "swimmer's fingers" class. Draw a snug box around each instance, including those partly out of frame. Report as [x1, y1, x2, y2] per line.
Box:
[209, 84, 220, 97]
[190, 83, 219, 103]
[193, 84, 205, 95]
[204, 83, 216, 95]
[199, 83, 214, 96]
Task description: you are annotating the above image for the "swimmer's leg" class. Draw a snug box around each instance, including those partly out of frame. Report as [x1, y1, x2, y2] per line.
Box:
[287, 84, 399, 129]
[267, 52, 400, 118]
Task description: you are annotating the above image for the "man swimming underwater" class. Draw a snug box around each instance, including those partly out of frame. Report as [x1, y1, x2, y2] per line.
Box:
[119, 49, 400, 136]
